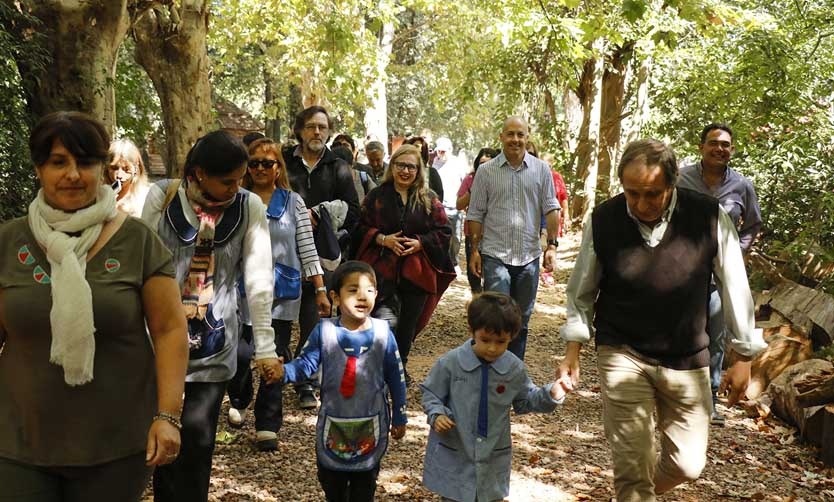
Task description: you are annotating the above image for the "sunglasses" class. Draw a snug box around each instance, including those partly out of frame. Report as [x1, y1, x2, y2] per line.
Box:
[248, 159, 278, 169]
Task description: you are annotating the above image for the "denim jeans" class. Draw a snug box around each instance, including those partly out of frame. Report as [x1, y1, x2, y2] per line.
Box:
[463, 236, 482, 293]
[707, 286, 726, 398]
[446, 208, 462, 267]
[481, 255, 540, 360]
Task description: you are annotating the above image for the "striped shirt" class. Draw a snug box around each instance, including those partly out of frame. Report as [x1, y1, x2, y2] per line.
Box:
[293, 195, 324, 278]
[466, 151, 559, 266]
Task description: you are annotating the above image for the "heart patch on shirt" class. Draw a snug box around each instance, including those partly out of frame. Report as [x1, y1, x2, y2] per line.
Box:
[33, 265, 51, 284]
[496, 384, 506, 394]
[104, 258, 121, 273]
[18, 245, 35, 265]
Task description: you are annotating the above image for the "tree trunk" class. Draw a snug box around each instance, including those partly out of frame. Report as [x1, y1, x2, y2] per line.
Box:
[364, 18, 394, 150]
[132, 1, 212, 177]
[597, 43, 633, 199]
[625, 55, 652, 144]
[13, 1, 129, 131]
[571, 48, 604, 224]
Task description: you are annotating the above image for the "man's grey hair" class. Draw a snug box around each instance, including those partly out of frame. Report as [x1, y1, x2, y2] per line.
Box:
[365, 141, 385, 153]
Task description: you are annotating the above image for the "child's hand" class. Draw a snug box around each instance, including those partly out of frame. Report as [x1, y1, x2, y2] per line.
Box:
[433, 415, 456, 433]
[391, 424, 406, 440]
[550, 377, 574, 401]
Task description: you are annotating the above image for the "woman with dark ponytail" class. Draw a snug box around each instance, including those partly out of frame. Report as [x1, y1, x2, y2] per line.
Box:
[142, 130, 282, 501]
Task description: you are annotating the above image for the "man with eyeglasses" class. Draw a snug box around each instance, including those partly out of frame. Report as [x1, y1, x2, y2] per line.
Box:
[466, 116, 560, 361]
[283, 106, 360, 409]
[677, 122, 762, 426]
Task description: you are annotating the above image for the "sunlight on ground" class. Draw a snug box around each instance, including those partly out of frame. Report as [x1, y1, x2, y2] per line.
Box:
[507, 472, 576, 501]
[534, 300, 567, 317]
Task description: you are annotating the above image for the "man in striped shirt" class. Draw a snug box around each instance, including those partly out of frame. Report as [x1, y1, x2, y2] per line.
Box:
[466, 116, 560, 360]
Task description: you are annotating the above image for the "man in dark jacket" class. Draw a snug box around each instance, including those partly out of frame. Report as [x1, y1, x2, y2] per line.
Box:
[284, 106, 360, 409]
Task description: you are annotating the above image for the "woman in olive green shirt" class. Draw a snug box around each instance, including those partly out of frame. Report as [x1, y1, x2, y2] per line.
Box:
[0, 112, 188, 502]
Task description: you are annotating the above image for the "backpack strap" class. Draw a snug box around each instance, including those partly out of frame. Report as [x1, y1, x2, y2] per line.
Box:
[163, 179, 182, 209]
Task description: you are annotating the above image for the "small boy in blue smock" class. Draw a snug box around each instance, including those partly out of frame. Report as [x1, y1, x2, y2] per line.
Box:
[421, 291, 572, 502]
[274, 261, 407, 502]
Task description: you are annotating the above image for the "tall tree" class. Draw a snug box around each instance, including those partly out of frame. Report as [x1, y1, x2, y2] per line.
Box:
[132, 0, 213, 176]
[10, 1, 129, 131]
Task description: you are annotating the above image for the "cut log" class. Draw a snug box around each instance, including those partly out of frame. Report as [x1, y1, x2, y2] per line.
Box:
[742, 324, 813, 400]
[767, 359, 834, 446]
[796, 373, 834, 408]
[767, 281, 834, 348]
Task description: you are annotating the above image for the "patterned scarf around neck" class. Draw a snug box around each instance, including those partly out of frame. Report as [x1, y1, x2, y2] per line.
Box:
[181, 179, 236, 321]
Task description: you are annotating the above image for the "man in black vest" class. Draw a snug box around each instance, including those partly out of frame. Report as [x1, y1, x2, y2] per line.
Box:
[284, 106, 360, 409]
[557, 139, 765, 501]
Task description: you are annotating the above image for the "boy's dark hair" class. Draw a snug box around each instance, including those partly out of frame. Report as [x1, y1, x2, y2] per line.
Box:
[467, 292, 522, 339]
[330, 260, 377, 293]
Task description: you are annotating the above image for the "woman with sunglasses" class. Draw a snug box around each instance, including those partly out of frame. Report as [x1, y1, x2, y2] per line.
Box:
[226, 138, 329, 451]
[353, 144, 454, 384]
[103, 138, 150, 217]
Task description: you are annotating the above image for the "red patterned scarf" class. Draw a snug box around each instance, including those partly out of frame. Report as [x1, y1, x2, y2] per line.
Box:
[181, 180, 236, 320]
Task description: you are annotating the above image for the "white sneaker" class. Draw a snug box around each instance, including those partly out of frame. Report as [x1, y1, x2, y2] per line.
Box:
[228, 408, 247, 428]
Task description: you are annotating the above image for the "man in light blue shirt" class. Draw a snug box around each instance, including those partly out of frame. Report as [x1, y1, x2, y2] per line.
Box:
[466, 116, 560, 360]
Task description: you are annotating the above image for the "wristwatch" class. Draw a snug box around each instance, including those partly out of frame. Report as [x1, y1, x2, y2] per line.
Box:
[315, 286, 328, 294]
[546, 238, 559, 248]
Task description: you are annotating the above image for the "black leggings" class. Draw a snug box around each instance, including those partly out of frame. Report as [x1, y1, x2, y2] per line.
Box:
[372, 283, 428, 368]
[152, 381, 226, 502]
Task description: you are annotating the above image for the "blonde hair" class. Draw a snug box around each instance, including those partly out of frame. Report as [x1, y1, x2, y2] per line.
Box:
[106, 138, 149, 216]
[382, 144, 432, 214]
[243, 138, 289, 190]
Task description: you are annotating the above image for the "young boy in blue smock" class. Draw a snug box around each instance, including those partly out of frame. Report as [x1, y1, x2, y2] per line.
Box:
[273, 261, 407, 501]
[421, 291, 572, 502]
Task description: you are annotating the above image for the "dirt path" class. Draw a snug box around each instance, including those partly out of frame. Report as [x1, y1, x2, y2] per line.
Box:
[148, 232, 834, 501]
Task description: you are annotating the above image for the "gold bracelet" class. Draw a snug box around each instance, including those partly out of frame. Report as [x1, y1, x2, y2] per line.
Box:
[154, 412, 182, 430]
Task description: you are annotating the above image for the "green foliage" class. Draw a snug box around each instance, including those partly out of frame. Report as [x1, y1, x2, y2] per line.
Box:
[646, 1, 834, 250]
[209, 0, 385, 134]
[0, 3, 48, 222]
[114, 38, 162, 145]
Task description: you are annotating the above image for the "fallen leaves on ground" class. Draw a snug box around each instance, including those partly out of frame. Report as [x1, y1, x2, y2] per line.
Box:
[143, 232, 834, 501]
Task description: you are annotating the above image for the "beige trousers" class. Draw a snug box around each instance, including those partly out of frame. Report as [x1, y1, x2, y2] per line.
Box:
[597, 345, 711, 502]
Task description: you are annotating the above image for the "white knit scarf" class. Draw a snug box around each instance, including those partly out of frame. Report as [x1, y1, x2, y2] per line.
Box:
[27, 184, 117, 386]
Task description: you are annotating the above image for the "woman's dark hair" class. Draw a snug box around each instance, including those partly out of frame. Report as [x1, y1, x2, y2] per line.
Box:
[183, 130, 248, 180]
[332, 134, 356, 152]
[242, 131, 266, 146]
[617, 138, 678, 187]
[330, 260, 377, 293]
[293, 105, 333, 143]
[331, 145, 354, 165]
[29, 111, 110, 167]
[404, 136, 430, 166]
[467, 292, 522, 339]
[473, 147, 499, 173]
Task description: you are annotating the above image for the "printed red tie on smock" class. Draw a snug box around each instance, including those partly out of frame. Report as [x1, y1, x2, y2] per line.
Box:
[340, 355, 358, 398]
